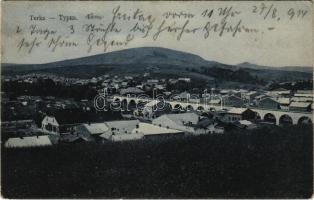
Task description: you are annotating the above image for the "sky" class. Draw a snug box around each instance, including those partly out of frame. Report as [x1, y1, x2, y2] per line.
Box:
[1, 1, 312, 67]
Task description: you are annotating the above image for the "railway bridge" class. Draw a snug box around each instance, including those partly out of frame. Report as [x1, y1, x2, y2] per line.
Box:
[111, 95, 313, 125]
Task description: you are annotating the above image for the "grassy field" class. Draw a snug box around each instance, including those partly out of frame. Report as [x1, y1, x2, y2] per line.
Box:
[2, 125, 313, 198]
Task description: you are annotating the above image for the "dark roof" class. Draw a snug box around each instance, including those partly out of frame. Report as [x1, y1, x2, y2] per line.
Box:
[197, 118, 214, 128]
[47, 109, 90, 125]
[46, 109, 124, 125]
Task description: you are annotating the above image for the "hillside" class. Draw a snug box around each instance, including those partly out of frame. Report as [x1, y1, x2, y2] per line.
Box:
[2, 125, 313, 198]
[237, 62, 313, 73]
[2, 47, 312, 83]
[2, 47, 215, 72]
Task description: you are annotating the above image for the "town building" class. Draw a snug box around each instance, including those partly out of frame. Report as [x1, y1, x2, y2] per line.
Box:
[276, 98, 290, 111]
[294, 90, 314, 98]
[178, 77, 191, 83]
[41, 109, 89, 134]
[223, 95, 243, 107]
[132, 122, 184, 138]
[258, 97, 279, 110]
[152, 112, 200, 133]
[5, 135, 52, 148]
[234, 120, 257, 130]
[172, 92, 200, 103]
[289, 102, 312, 112]
[120, 87, 144, 95]
[245, 91, 260, 101]
[98, 120, 143, 142]
[147, 79, 159, 85]
[223, 108, 256, 123]
[267, 88, 291, 98]
[75, 122, 108, 138]
[196, 118, 224, 134]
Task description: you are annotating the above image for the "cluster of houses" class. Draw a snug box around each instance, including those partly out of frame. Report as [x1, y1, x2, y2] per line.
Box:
[2, 73, 88, 86]
[2, 72, 313, 148]
[3, 101, 271, 148]
[4, 72, 313, 114]
[161, 88, 314, 113]
[4, 112, 225, 148]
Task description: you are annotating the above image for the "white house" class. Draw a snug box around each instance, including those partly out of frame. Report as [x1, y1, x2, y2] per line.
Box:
[139, 100, 160, 119]
[41, 111, 86, 134]
[41, 116, 60, 134]
[276, 97, 290, 111]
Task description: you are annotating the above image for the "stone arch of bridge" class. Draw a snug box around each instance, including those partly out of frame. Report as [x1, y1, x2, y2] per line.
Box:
[278, 114, 293, 125]
[128, 99, 137, 108]
[197, 106, 205, 111]
[113, 97, 123, 102]
[297, 116, 312, 125]
[186, 105, 194, 111]
[173, 104, 183, 111]
[263, 113, 277, 124]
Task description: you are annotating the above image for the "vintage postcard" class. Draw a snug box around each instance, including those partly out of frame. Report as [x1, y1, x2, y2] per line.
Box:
[1, 1, 313, 198]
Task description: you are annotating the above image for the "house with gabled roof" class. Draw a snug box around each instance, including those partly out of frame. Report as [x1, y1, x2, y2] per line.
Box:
[41, 109, 90, 134]
[258, 97, 280, 110]
[223, 95, 243, 107]
[223, 108, 256, 123]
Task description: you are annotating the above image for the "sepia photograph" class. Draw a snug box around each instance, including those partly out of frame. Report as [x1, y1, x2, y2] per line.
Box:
[1, 1, 313, 198]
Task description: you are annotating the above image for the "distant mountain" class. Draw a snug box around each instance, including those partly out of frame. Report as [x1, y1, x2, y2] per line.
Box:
[237, 62, 312, 73]
[2, 47, 218, 72]
[2, 47, 312, 82]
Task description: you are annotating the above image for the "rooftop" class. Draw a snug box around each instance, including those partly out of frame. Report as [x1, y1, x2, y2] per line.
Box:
[290, 102, 311, 108]
[133, 122, 182, 136]
[227, 108, 249, 114]
[104, 120, 140, 134]
[276, 98, 290, 105]
[166, 112, 199, 125]
[5, 135, 52, 148]
[81, 123, 109, 135]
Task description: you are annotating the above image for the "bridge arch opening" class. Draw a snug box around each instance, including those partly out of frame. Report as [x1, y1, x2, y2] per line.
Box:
[264, 113, 276, 124]
[166, 103, 173, 111]
[173, 104, 183, 112]
[128, 100, 137, 110]
[110, 98, 122, 111]
[279, 114, 293, 126]
[197, 106, 205, 111]
[209, 107, 216, 112]
[298, 116, 312, 125]
[186, 105, 194, 111]
[114, 98, 121, 102]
